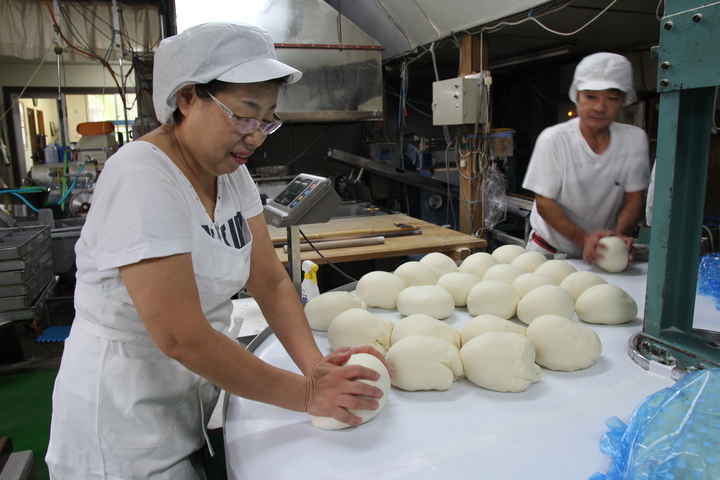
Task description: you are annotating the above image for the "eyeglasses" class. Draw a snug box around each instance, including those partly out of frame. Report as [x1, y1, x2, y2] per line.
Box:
[207, 92, 283, 135]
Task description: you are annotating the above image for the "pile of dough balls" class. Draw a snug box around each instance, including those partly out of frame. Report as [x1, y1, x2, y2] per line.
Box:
[306, 251, 638, 411]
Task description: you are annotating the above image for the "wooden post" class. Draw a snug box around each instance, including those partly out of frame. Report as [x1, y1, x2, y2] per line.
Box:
[457, 34, 488, 235]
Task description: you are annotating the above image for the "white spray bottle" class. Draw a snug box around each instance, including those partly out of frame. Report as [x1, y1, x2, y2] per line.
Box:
[301, 260, 319, 303]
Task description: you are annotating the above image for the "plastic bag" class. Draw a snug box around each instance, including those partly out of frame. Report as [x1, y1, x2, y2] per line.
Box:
[482, 167, 507, 231]
[590, 368, 720, 480]
[697, 253, 720, 310]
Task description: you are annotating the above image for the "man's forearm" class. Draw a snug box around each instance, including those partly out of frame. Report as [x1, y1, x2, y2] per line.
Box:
[535, 194, 588, 248]
[615, 191, 646, 237]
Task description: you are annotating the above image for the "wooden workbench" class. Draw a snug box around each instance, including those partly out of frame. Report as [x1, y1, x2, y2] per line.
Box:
[268, 214, 487, 266]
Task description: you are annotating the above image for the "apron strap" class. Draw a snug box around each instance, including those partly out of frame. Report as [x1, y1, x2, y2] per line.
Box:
[73, 314, 158, 347]
[198, 384, 215, 457]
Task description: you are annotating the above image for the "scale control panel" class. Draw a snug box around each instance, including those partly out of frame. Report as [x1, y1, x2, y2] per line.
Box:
[263, 173, 342, 228]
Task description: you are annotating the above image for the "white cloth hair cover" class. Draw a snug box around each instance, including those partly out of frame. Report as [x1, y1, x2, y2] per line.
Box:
[152, 22, 301, 124]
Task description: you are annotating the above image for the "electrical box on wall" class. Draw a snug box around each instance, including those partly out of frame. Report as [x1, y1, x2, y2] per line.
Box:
[432, 73, 488, 126]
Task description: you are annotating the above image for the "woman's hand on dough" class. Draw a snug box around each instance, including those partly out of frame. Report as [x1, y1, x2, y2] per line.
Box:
[582, 230, 614, 265]
[304, 346, 387, 426]
[327, 346, 390, 373]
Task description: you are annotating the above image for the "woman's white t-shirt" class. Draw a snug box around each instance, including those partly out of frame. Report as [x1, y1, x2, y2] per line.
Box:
[47, 141, 264, 479]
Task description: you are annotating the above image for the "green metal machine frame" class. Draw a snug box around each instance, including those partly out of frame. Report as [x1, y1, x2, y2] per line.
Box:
[630, 0, 720, 375]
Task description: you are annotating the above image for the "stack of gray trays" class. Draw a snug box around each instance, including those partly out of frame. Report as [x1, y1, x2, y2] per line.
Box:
[0, 225, 57, 322]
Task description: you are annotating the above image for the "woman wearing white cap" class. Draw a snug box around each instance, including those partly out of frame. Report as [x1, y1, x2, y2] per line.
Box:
[46, 22, 387, 479]
[523, 52, 651, 264]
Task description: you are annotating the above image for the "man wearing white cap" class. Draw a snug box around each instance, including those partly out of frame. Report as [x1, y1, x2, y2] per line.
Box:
[522, 52, 651, 264]
[46, 22, 388, 479]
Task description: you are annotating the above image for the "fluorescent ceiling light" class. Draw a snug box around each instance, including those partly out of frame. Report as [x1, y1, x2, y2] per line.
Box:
[489, 46, 574, 69]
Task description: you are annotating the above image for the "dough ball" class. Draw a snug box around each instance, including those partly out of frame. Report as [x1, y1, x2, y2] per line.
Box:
[575, 284, 638, 324]
[436, 272, 483, 307]
[510, 251, 548, 273]
[596, 236, 630, 273]
[356, 271, 407, 310]
[396, 285, 455, 319]
[420, 252, 459, 277]
[310, 353, 391, 430]
[461, 314, 527, 346]
[534, 259, 577, 284]
[482, 264, 525, 285]
[526, 314, 602, 371]
[385, 335, 463, 391]
[304, 291, 366, 331]
[393, 261, 440, 287]
[327, 308, 394, 355]
[460, 332, 542, 393]
[391, 314, 461, 349]
[559, 271, 607, 303]
[512, 273, 557, 297]
[459, 252, 499, 278]
[516, 285, 575, 325]
[466, 280, 521, 319]
[491, 244, 528, 264]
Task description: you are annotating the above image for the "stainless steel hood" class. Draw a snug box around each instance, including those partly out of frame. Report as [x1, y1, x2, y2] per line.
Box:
[222, 0, 384, 122]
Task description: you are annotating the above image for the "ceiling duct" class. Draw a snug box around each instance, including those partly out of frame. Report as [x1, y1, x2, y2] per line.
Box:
[176, 0, 384, 122]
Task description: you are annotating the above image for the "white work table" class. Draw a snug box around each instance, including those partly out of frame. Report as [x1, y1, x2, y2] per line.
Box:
[223, 260, 719, 480]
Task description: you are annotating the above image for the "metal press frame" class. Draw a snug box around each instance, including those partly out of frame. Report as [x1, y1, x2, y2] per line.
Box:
[630, 0, 720, 374]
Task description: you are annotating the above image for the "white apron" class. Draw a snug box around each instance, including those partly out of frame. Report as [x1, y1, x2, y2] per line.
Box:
[46, 218, 254, 480]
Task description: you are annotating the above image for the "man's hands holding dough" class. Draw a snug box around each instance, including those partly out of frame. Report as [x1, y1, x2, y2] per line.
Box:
[304, 346, 389, 426]
[582, 230, 634, 266]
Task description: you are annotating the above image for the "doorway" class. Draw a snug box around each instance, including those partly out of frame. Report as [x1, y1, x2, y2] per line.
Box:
[4, 88, 137, 187]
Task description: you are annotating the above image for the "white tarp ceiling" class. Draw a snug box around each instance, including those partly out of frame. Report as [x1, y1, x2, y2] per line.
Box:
[324, 0, 554, 61]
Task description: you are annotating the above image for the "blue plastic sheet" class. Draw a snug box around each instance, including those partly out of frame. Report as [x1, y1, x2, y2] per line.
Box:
[590, 368, 720, 480]
[697, 253, 720, 310]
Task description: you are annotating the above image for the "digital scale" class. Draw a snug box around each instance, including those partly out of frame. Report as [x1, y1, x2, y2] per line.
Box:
[263, 174, 342, 228]
[263, 174, 342, 296]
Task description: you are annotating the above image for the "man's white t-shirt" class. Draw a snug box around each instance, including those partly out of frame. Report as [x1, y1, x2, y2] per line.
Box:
[522, 118, 650, 255]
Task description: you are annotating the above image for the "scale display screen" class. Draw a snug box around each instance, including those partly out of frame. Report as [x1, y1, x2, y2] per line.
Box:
[274, 177, 316, 208]
[263, 174, 342, 227]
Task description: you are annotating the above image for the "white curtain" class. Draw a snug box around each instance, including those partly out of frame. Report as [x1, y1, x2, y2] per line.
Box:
[0, 0, 162, 61]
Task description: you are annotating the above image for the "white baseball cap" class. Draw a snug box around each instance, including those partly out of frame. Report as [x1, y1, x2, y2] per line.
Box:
[569, 52, 637, 106]
[153, 22, 302, 124]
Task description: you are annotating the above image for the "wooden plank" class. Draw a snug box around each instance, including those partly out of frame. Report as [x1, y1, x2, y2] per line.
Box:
[458, 34, 489, 235]
[288, 236, 386, 252]
[267, 214, 487, 267]
[459, 34, 488, 76]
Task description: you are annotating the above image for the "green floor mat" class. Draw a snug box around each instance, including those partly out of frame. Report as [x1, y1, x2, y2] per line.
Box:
[0, 368, 58, 480]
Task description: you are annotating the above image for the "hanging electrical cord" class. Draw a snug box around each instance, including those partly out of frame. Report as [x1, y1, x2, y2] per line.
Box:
[385, 87, 433, 118]
[389, 0, 623, 67]
[299, 229, 358, 283]
[656, 0, 665, 21]
[44, 0, 123, 95]
[481, 0, 621, 38]
[442, 140, 457, 229]
[389, 0, 574, 65]
[70, 0, 152, 55]
[0, 43, 54, 122]
[59, 6, 98, 55]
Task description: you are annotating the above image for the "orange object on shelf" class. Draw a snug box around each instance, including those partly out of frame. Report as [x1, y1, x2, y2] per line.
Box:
[76, 121, 115, 136]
